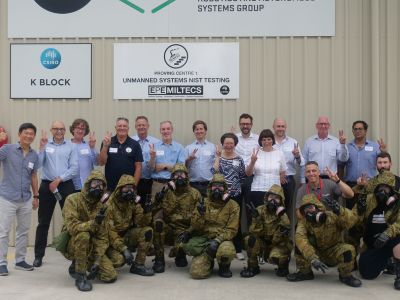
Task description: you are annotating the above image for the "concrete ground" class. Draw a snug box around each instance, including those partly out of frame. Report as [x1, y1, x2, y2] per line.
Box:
[1, 247, 399, 300]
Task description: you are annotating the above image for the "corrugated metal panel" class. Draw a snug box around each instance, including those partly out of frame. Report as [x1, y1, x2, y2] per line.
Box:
[0, 0, 399, 246]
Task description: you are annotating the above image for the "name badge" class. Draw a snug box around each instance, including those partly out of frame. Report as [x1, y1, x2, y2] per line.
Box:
[45, 147, 55, 153]
[232, 160, 239, 167]
[80, 148, 90, 155]
[28, 162, 34, 169]
[126, 147, 132, 153]
[109, 147, 118, 153]
[203, 150, 212, 156]
[365, 146, 373, 152]
[156, 150, 165, 156]
[284, 146, 292, 152]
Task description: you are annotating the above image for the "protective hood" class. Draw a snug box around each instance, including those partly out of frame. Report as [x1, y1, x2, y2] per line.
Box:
[264, 184, 285, 206]
[82, 170, 107, 195]
[365, 171, 397, 194]
[171, 163, 189, 177]
[109, 174, 137, 208]
[299, 193, 326, 213]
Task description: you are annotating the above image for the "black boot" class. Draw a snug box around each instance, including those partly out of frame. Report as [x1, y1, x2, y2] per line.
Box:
[68, 260, 77, 279]
[130, 263, 154, 276]
[75, 273, 92, 292]
[175, 249, 188, 267]
[339, 274, 362, 288]
[275, 263, 289, 277]
[240, 266, 260, 278]
[218, 258, 232, 278]
[287, 271, 314, 282]
[394, 258, 400, 290]
[152, 256, 165, 273]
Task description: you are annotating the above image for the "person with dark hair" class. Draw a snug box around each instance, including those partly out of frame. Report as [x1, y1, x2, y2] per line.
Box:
[213, 132, 245, 260]
[246, 129, 287, 208]
[340, 120, 386, 209]
[70, 118, 98, 192]
[0, 123, 39, 275]
[185, 120, 216, 197]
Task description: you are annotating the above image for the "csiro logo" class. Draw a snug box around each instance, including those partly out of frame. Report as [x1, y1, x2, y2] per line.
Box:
[40, 48, 61, 69]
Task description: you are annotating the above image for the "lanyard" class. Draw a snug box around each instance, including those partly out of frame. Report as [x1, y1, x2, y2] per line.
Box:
[306, 179, 323, 201]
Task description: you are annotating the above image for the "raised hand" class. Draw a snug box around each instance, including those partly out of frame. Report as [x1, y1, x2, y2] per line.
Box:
[377, 138, 387, 152]
[292, 143, 300, 159]
[187, 148, 198, 162]
[250, 148, 259, 164]
[149, 143, 156, 159]
[230, 125, 236, 133]
[39, 130, 48, 150]
[0, 128, 7, 142]
[215, 145, 222, 158]
[88, 131, 96, 149]
[325, 167, 340, 183]
[103, 131, 112, 147]
[338, 130, 346, 144]
[356, 173, 368, 187]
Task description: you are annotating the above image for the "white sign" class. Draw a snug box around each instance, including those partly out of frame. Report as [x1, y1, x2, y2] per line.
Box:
[114, 43, 239, 99]
[8, 0, 335, 38]
[10, 44, 92, 99]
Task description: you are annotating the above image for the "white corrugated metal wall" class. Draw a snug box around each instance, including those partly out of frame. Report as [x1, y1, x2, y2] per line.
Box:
[0, 0, 399, 245]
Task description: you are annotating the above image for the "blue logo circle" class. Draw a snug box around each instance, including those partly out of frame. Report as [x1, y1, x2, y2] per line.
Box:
[40, 48, 61, 69]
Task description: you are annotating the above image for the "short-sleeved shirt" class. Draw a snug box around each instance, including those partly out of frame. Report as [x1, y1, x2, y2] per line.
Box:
[101, 136, 143, 191]
[0, 143, 39, 202]
[151, 140, 186, 180]
[296, 178, 341, 209]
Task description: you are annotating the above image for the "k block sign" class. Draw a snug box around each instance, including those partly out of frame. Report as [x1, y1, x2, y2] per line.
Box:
[9, 0, 335, 37]
[114, 43, 239, 99]
[10, 44, 92, 99]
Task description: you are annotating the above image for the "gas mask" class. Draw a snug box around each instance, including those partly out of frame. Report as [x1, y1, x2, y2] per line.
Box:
[265, 195, 285, 217]
[87, 179, 104, 201]
[302, 204, 327, 224]
[375, 185, 392, 204]
[172, 171, 188, 188]
[210, 183, 229, 202]
[120, 185, 139, 203]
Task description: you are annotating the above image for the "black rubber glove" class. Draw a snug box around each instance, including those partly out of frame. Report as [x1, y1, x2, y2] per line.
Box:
[357, 193, 367, 215]
[143, 197, 153, 213]
[324, 195, 340, 215]
[197, 198, 206, 215]
[311, 259, 329, 273]
[206, 239, 220, 258]
[246, 202, 259, 218]
[177, 231, 191, 244]
[122, 249, 133, 265]
[87, 260, 100, 280]
[94, 207, 107, 225]
[373, 232, 390, 249]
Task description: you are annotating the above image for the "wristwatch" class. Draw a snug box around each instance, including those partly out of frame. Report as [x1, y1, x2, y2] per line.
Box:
[335, 179, 341, 184]
[33, 195, 39, 199]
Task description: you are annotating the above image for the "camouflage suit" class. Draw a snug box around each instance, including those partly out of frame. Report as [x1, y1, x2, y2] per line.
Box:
[293, 194, 358, 279]
[106, 175, 153, 269]
[62, 171, 117, 282]
[152, 164, 202, 270]
[184, 174, 240, 279]
[243, 185, 292, 277]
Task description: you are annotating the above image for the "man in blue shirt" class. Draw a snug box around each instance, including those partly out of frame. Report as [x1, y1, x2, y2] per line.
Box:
[132, 116, 160, 202]
[0, 123, 39, 275]
[149, 121, 186, 197]
[70, 118, 98, 192]
[185, 120, 215, 197]
[33, 120, 78, 267]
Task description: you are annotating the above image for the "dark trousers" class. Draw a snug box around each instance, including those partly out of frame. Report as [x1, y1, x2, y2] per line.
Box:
[34, 180, 75, 258]
[231, 194, 243, 253]
[282, 176, 296, 221]
[359, 236, 400, 279]
[242, 176, 254, 227]
[137, 178, 153, 202]
[189, 181, 209, 198]
[249, 191, 266, 208]
[344, 181, 357, 209]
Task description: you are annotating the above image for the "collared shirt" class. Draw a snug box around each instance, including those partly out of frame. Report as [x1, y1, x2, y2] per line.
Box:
[72, 140, 98, 190]
[132, 134, 160, 179]
[152, 140, 186, 180]
[235, 132, 260, 167]
[295, 179, 341, 209]
[273, 135, 305, 176]
[185, 139, 215, 182]
[250, 149, 287, 192]
[343, 139, 380, 182]
[301, 134, 349, 183]
[0, 143, 39, 202]
[101, 135, 143, 191]
[39, 139, 78, 182]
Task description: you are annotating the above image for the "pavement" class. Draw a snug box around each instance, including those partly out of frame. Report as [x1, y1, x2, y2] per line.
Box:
[0, 247, 399, 300]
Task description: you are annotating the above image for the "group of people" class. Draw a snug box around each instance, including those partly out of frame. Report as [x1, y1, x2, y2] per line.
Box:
[0, 114, 399, 292]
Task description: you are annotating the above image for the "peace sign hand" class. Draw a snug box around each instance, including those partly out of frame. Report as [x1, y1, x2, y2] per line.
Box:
[250, 148, 259, 164]
[149, 143, 156, 159]
[188, 148, 198, 161]
[88, 132, 96, 149]
[103, 131, 112, 147]
[377, 138, 387, 152]
[215, 145, 222, 158]
[292, 143, 300, 159]
[39, 130, 48, 150]
[338, 130, 346, 144]
[357, 173, 368, 187]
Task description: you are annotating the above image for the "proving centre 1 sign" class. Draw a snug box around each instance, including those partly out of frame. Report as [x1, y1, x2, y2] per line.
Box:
[114, 43, 239, 99]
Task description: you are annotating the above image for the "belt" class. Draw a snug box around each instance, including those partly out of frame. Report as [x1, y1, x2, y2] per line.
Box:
[153, 178, 169, 183]
[191, 181, 210, 186]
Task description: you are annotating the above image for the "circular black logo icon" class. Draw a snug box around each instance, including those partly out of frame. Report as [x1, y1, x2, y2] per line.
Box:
[164, 44, 188, 69]
[220, 85, 230, 95]
[34, 0, 91, 14]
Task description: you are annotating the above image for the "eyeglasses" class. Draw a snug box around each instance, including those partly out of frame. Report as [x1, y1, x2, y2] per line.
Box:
[352, 128, 365, 131]
[75, 127, 86, 131]
[317, 123, 330, 126]
[51, 128, 65, 132]
[239, 123, 252, 126]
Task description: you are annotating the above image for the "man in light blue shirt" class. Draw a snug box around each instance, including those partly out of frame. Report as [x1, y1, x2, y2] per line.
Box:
[132, 116, 160, 201]
[33, 120, 78, 267]
[149, 121, 186, 197]
[301, 116, 349, 183]
[185, 120, 215, 197]
[70, 118, 98, 191]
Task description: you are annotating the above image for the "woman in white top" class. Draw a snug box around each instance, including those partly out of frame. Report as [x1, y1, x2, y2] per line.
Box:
[246, 129, 287, 207]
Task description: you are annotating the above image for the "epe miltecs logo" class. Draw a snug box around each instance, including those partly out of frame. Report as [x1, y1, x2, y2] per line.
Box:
[164, 44, 188, 69]
[34, 0, 176, 14]
[41, 48, 61, 69]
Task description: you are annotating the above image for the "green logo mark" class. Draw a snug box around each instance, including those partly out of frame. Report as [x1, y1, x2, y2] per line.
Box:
[118, 0, 176, 14]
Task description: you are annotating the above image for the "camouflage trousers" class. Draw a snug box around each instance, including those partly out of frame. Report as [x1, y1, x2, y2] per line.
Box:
[153, 218, 187, 258]
[186, 238, 236, 279]
[295, 242, 356, 277]
[244, 235, 292, 268]
[107, 226, 153, 267]
[65, 232, 117, 282]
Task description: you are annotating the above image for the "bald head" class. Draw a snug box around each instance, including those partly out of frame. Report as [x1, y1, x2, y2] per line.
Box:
[315, 116, 330, 138]
[273, 118, 287, 138]
[50, 120, 66, 143]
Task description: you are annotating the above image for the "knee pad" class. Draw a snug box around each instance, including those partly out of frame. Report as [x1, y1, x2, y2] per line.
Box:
[248, 235, 256, 248]
[343, 250, 353, 263]
[154, 220, 163, 233]
[144, 230, 153, 242]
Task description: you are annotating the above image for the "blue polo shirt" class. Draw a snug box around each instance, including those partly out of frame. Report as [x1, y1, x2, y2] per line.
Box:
[151, 140, 186, 180]
[0, 143, 39, 202]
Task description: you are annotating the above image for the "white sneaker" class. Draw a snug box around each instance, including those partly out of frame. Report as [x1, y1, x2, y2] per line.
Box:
[236, 252, 245, 260]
